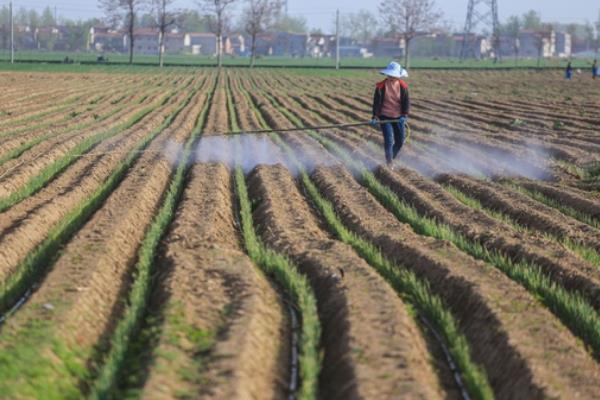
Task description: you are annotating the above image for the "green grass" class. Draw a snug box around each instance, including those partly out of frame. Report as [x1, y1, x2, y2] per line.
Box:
[2, 50, 595, 70]
[504, 182, 600, 230]
[0, 73, 204, 400]
[89, 80, 209, 399]
[234, 167, 321, 400]
[0, 93, 86, 133]
[0, 102, 129, 168]
[442, 184, 526, 231]
[236, 79, 493, 399]
[444, 182, 600, 269]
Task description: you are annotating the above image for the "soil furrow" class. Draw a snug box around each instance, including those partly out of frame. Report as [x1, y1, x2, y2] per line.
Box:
[374, 166, 600, 307]
[439, 174, 600, 251]
[136, 162, 289, 399]
[312, 164, 600, 399]
[249, 164, 444, 399]
[0, 81, 196, 286]
[0, 80, 207, 398]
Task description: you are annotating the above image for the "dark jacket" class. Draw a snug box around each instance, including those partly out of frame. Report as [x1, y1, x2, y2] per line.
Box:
[372, 79, 410, 118]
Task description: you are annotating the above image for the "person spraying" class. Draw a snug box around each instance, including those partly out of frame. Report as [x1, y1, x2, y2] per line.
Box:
[371, 61, 410, 167]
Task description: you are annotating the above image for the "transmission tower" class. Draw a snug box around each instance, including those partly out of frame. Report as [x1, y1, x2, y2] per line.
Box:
[460, 0, 501, 61]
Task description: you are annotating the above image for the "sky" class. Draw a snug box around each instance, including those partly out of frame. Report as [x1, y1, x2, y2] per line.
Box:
[0, 0, 595, 31]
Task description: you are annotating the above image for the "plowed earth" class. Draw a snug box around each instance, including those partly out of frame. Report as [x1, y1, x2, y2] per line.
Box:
[1, 68, 599, 399]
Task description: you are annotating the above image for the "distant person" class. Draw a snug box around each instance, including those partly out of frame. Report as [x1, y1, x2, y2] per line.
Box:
[371, 61, 410, 168]
[593, 60, 598, 79]
[565, 61, 573, 80]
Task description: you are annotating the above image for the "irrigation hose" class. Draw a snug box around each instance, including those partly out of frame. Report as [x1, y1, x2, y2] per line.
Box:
[0, 119, 411, 181]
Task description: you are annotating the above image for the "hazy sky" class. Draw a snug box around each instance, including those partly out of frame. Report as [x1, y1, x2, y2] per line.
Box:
[4, 0, 596, 31]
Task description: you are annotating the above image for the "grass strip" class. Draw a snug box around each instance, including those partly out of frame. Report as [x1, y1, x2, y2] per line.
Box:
[0, 87, 182, 213]
[88, 80, 210, 399]
[226, 72, 320, 399]
[503, 182, 600, 230]
[0, 93, 86, 133]
[308, 128, 600, 361]
[234, 167, 321, 400]
[444, 183, 600, 268]
[237, 80, 491, 399]
[0, 82, 199, 316]
[0, 104, 129, 168]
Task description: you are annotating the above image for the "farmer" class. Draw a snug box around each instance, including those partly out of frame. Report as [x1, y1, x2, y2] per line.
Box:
[565, 62, 573, 80]
[371, 61, 410, 167]
[593, 60, 598, 80]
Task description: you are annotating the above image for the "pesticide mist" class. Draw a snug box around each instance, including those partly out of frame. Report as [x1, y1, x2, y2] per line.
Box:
[162, 128, 552, 182]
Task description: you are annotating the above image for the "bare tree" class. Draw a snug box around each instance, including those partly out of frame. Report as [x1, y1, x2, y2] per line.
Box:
[100, 0, 143, 64]
[503, 15, 521, 65]
[200, 0, 237, 68]
[340, 9, 377, 44]
[595, 11, 600, 57]
[151, 0, 176, 67]
[379, 0, 442, 69]
[242, 0, 281, 67]
[533, 25, 552, 68]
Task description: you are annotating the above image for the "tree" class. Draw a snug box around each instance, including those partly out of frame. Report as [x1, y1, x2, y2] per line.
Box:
[271, 15, 307, 33]
[521, 10, 541, 30]
[41, 6, 55, 26]
[379, 0, 442, 69]
[176, 9, 209, 32]
[584, 22, 595, 52]
[200, 0, 237, 68]
[100, 0, 143, 64]
[533, 24, 552, 68]
[595, 10, 600, 57]
[242, 0, 281, 67]
[340, 9, 377, 44]
[503, 15, 521, 64]
[151, 0, 177, 67]
[139, 12, 155, 27]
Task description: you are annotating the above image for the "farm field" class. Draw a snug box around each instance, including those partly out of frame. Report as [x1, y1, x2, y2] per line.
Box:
[0, 67, 600, 399]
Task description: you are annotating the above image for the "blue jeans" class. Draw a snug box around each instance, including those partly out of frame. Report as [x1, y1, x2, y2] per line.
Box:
[380, 116, 406, 163]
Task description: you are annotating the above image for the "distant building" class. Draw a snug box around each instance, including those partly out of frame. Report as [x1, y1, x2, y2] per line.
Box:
[253, 32, 307, 57]
[555, 32, 571, 58]
[163, 32, 184, 54]
[124, 28, 185, 55]
[88, 26, 126, 52]
[409, 32, 456, 58]
[183, 32, 217, 56]
[184, 33, 217, 55]
[453, 33, 491, 59]
[371, 37, 405, 58]
[518, 29, 555, 58]
[307, 34, 335, 58]
[224, 33, 247, 56]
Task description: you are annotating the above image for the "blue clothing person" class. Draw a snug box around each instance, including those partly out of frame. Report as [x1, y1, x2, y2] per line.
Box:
[565, 62, 573, 80]
[379, 116, 407, 164]
[593, 60, 598, 79]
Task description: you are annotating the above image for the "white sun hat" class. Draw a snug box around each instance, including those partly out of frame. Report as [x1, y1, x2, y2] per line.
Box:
[380, 61, 408, 78]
